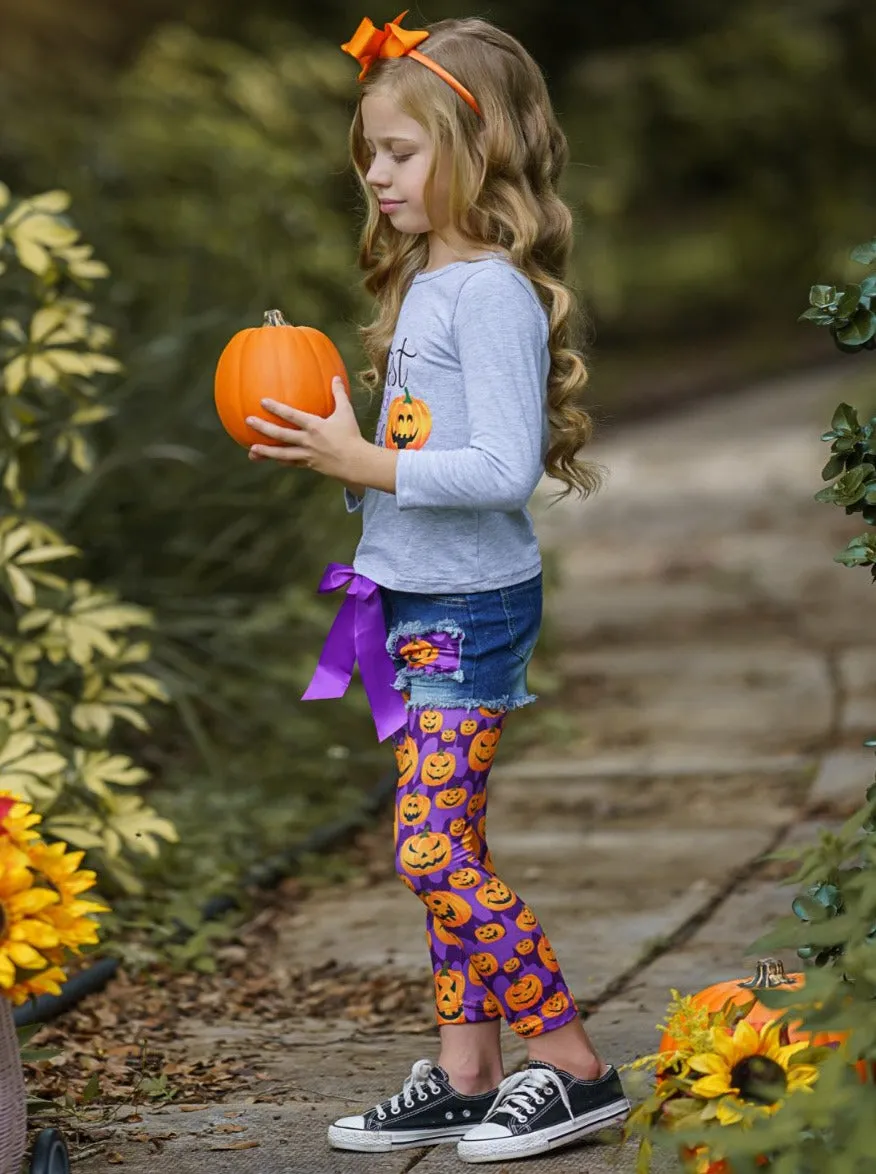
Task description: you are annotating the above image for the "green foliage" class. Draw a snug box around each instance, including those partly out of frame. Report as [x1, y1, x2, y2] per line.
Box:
[0, 184, 176, 894]
[801, 239, 876, 352]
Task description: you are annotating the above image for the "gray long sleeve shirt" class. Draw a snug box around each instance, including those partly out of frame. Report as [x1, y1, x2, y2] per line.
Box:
[347, 256, 550, 594]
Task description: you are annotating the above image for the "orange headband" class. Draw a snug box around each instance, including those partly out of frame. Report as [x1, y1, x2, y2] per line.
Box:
[341, 10, 483, 118]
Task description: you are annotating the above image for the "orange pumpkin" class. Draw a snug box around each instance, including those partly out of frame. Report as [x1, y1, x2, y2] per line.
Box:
[503, 957, 522, 974]
[398, 793, 431, 826]
[462, 825, 482, 860]
[432, 918, 463, 947]
[467, 793, 486, 817]
[475, 922, 506, 944]
[470, 951, 499, 978]
[537, 935, 559, 973]
[483, 848, 495, 873]
[419, 709, 443, 733]
[424, 891, 472, 928]
[449, 817, 467, 836]
[400, 639, 440, 668]
[515, 906, 538, 932]
[385, 387, 433, 451]
[214, 309, 349, 447]
[436, 787, 467, 810]
[399, 874, 416, 892]
[468, 728, 502, 771]
[435, 964, 466, 1024]
[477, 877, 516, 911]
[513, 1014, 545, 1038]
[459, 718, 478, 736]
[481, 992, 503, 1019]
[395, 735, 418, 787]
[478, 706, 504, 718]
[660, 958, 866, 1079]
[399, 828, 452, 877]
[441, 729, 457, 742]
[420, 751, 456, 787]
[448, 867, 481, 889]
[515, 938, 535, 956]
[507, 973, 544, 1012]
[542, 992, 570, 1019]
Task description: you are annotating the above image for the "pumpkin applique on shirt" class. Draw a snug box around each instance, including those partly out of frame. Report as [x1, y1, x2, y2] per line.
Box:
[384, 386, 432, 451]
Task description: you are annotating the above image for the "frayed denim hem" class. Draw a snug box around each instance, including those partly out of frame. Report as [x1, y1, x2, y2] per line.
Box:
[392, 666, 466, 691]
[404, 692, 538, 712]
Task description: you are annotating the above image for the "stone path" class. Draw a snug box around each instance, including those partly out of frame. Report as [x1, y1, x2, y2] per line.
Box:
[77, 366, 876, 1172]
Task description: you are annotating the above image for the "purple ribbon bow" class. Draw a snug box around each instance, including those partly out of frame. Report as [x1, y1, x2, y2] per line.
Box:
[301, 563, 407, 742]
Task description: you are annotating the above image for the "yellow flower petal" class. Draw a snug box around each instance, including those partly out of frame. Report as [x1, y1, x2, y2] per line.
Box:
[715, 1098, 744, 1126]
[9, 919, 60, 948]
[688, 1053, 728, 1076]
[690, 1073, 736, 1099]
[8, 940, 47, 968]
[711, 1025, 744, 1068]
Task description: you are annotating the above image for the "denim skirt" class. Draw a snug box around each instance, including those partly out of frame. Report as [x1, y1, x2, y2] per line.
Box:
[380, 573, 542, 712]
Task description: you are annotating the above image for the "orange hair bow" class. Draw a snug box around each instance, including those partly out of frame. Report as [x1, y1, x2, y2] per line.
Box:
[341, 10, 482, 117]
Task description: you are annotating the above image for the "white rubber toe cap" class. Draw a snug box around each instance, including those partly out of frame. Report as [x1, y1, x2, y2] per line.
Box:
[459, 1122, 513, 1141]
[330, 1114, 367, 1130]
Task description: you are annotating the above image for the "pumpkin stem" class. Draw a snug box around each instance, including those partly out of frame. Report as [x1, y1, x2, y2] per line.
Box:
[738, 958, 796, 990]
[402, 386, 413, 404]
[263, 309, 291, 327]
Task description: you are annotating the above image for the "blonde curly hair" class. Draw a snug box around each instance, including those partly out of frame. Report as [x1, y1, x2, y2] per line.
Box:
[347, 16, 602, 499]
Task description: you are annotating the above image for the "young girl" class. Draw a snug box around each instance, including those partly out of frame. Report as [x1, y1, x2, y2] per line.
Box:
[246, 10, 630, 1163]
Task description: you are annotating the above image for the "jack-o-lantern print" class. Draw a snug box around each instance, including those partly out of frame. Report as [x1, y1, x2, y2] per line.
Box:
[467, 793, 486, 818]
[435, 786, 467, 810]
[542, 992, 570, 1019]
[513, 1014, 545, 1038]
[448, 817, 467, 837]
[475, 922, 506, 944]
[398, 793, 431, 826]
[431, 918, 463, 948]
[470, 951, 499, 979]
[385, 387, 432, 451]
[506, 973, 544, 1012]
[420, 751, 456, 787]
[538, 935, 560, 973]
[459, 718, 478, 736]
[481, 991, 502, 1020]
[447, 866, 481, 889]
[468, 728, 502, 772]
[424, 890, 472, 928]
[515, 938, 535, 956]
[515, 906, 538, 932]
[503, 956, 521, 974]
[395, 734, 418, 787]
[441, 729, 457, 742]
[419, 709, 443, 733]
[462, 824, 482, 860]
[476, 877, 516, 911]
[400, 639, 440, 669]
[399, 828, 452, 877]
[434, 964, 466, 1024]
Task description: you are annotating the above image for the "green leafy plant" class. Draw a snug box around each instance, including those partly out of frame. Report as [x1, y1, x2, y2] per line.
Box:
[0, 182, 176, 894]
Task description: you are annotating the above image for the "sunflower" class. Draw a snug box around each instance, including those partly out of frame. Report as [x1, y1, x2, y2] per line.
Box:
[687, 1018, 819, 1125]
[0, 792, 43, 849]
[0, 839, 61, 1001]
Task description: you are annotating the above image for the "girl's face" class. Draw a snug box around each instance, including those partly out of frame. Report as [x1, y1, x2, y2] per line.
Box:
[360, 92, 451, 238]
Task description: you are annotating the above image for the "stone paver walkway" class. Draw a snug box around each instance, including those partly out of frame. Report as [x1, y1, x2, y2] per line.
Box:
[77, 366, 876, 1172]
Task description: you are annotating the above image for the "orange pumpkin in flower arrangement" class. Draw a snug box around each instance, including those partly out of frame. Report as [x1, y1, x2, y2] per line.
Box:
[214, 310, 350, 447]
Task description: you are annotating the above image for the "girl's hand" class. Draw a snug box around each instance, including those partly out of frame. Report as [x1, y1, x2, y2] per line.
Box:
[246, 376, 363, 479]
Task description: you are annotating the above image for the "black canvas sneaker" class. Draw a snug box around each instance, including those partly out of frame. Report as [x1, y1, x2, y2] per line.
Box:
[327, 1059, 498, 1152]
[456, 1060, 630, 1163]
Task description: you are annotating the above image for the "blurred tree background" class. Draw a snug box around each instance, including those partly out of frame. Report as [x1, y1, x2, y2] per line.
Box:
[1, 0, 873, 937]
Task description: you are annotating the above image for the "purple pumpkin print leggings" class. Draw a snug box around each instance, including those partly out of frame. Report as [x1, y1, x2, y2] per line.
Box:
[393, 705, 579, 1037]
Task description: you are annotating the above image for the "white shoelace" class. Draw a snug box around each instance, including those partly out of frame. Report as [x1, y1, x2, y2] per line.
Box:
[486, 1068, 570, 1125]
[374, 1059, 443, 1121]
